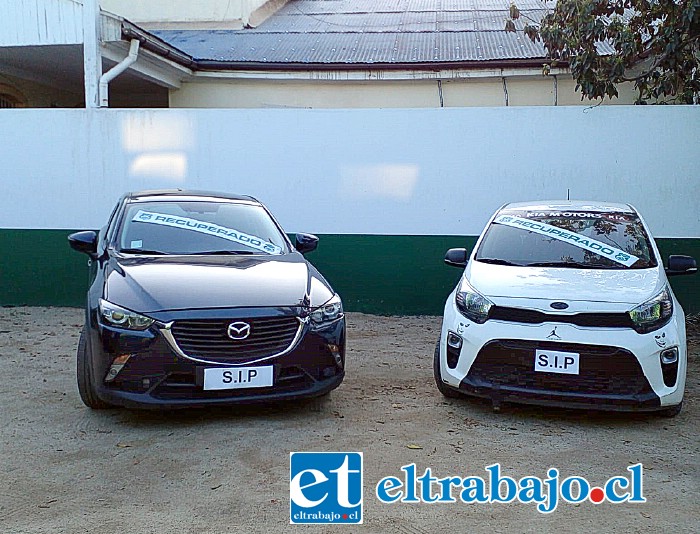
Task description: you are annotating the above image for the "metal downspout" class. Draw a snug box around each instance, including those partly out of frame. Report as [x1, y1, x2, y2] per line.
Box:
[99, 39, 140, 107]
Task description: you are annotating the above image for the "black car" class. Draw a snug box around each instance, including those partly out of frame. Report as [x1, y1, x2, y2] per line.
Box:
[68, 190, 345, 409]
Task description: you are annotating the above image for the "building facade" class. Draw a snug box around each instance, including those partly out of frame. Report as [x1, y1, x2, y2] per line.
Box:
[0, 0, 639, 109]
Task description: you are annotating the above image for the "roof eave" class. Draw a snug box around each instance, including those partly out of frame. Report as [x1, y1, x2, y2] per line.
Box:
[121, 19, 197, 69]
[193, 58, 564, 72]
[118, 20, 567, 74]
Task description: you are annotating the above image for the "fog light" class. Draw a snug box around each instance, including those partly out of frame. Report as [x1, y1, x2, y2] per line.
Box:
[328, 343, 343, 368]
[445, 332, 462, 369]
[660, 347, 679, 388]
[660, 348, 678, 365]
[447, 332, 463, 349]
[104, 354, 132, 383]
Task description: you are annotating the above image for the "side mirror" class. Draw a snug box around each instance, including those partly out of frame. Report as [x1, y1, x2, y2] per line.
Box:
[444, 248, 468, 268]
[295, 233, 319, 254]
[666, 255, 697, 276]
[68, 230, 98, 258]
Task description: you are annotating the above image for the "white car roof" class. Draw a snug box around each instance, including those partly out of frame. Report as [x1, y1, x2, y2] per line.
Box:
[503, 200, 636, 213]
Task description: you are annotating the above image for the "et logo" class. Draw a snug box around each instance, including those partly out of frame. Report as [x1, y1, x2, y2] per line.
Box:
[289, 452, 363, 524]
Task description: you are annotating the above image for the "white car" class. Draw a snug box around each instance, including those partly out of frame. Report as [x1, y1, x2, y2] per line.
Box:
[435, 201, 697, 416]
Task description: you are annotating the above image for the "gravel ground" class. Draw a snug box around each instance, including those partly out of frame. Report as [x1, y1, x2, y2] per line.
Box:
[0, 307, 698, 533]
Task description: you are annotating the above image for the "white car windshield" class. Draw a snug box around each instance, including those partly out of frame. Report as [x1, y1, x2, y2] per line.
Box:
[475, 210, 657, 269]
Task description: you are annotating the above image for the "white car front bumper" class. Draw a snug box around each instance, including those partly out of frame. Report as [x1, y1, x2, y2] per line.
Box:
[439, 290, 687, 411]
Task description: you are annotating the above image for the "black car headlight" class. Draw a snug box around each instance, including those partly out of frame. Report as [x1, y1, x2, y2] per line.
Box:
[627, 286, 673, 334]
[99, 299, 154, 330]
[309, 294, 343, 326]
[455, 278, 494, 324]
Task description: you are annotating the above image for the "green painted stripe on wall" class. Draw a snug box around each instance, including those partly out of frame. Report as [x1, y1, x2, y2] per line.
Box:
[655, 238, 700, 317]
[304, 235, 474, 315]
[1, 230, 699, 316]
[1, 230, 91, 308]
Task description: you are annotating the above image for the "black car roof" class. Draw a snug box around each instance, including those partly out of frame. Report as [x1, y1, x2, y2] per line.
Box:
[126, 189, 258, 203]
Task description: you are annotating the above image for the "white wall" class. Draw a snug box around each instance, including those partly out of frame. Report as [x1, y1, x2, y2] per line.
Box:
[1, 106, 698, 237]
[101, 0, 269, 26]
[0, 0, 83, 46]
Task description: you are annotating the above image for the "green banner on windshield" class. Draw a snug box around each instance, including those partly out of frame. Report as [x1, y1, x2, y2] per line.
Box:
[493, 215, 640, 267]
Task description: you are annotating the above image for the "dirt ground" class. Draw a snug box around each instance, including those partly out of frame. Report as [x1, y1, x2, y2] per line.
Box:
[0, 307, 698, 534]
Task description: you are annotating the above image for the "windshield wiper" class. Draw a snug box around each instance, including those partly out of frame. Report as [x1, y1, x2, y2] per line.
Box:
[476, 258, 523, 266]
[189, 250, 258, 255]
[526, 261, 612, 269]
[119, 248, 169, 255]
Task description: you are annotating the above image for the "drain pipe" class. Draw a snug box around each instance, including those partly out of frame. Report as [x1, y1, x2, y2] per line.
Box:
[99, 39, 140, 107]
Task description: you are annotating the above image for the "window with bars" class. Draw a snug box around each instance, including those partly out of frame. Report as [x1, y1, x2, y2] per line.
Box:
[0, 84, 27, 108]
[0, 94, 19, 108]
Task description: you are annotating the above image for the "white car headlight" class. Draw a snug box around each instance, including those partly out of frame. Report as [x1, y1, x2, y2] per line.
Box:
[99, 299, 154, 330]
[309, 294, 343, 325]
[627, 286, 673, 334]
[455, 278, 494, 324]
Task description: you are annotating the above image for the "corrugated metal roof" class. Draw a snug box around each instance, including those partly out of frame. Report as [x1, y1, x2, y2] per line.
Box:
[153, 0, 561, 65]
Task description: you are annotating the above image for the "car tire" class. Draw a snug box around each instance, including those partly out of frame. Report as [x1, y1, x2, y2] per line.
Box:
[659, 401, 682, 417]
[77, 327, 111, 409]
[434, 340, 462, 399]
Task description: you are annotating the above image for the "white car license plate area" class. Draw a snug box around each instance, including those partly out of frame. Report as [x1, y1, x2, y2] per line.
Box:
[203, 366, 273, 390]
[534, 350, 580, 375]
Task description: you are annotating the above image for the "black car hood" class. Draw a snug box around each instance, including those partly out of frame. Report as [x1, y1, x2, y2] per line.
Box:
[104, 253, 334, 313]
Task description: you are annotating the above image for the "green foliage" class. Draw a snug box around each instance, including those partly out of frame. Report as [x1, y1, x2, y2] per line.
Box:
[506, 0, 700, 103]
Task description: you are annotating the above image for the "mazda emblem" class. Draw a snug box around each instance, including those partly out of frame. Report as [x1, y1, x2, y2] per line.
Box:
[227, 321, 251, 340]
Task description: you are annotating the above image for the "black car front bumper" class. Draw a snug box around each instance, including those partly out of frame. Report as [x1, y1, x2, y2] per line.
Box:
[88, 316, 345, 409]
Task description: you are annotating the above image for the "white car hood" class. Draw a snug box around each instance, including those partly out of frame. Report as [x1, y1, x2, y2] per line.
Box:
[466, 261, 664, 309]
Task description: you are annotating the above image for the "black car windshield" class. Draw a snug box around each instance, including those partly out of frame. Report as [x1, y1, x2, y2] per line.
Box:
[475, 210, 657, 269]
[117, 200, 288, 255]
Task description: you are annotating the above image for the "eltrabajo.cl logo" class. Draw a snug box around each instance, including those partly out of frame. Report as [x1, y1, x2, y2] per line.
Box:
[290, 452, 363, 524]
[375, 462, 645, 513]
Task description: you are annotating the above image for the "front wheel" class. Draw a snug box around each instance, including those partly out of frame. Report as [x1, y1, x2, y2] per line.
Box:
[433, 340, 462, 399]
[76, 327, 111, 409]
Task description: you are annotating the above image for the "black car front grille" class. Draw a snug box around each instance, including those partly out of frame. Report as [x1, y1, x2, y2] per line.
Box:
[467, 340, 651, 396]
[170, 316, 300, 362]
[489, 306, 634, 328]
